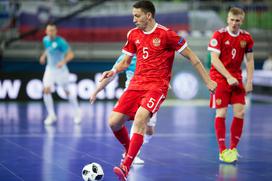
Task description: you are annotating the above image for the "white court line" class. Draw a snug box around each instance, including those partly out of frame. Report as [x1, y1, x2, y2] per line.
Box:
[52, 138, 117, 167]
[0, 162, 25, 181]
[1, 138, 82, 179]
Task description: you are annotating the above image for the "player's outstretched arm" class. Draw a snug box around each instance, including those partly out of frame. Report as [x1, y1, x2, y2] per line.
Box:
[39, 51, 47, 65]
[89, 76, 115, 104]
[57, 49, 75, 68]
[245, 52, 254, 93]
[210, 52, 238, 86]
[180, 47, 217, 93]
[100, 54, 132, 82]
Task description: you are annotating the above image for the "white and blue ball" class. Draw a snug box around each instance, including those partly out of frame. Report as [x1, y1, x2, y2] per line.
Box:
[82, 162, 104, 181]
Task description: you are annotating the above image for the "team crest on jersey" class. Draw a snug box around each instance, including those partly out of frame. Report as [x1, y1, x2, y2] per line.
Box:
[216, 99, 222, 106]
[240, 40, 247, 48]
[210, 39, 218, 47]
[153, 38, 161, 47]
[52, 42, 57, 48]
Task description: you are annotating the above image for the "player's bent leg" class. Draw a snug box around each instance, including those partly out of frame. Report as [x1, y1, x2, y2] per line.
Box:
[133, 107, 151, 135]
[130, 113, 156, 165]
[108, 111, 128, 131]
[131, 116, 155, 165]
[133, 108, 157, 165]
[116, 107, 150, 179]
[131, 113, 156, 165]
[128, 122, 145, 165]
[110, 112, 130, 154]
[121, 107, 149, 169]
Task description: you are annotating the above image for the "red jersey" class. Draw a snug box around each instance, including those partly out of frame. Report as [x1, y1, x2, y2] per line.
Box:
[208, 27, 254, 81]
[122, 23, 187, 93]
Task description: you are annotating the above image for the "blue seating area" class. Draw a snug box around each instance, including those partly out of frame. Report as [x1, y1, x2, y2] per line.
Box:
[19, 11, 189, 42]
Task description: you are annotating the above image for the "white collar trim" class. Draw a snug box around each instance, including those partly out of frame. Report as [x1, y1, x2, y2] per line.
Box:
[227, 26, 240, 37]
[143, 23, 158, 34]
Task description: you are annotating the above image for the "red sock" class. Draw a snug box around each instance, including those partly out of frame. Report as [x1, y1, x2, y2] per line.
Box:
[215, 117, 226, 153]
[123, 133, 143, 169]
[113, 126, 130, 152]
[230, 117, 244, 149]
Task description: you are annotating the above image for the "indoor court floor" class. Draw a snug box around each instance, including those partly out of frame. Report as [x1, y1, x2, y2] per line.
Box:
[0, 100, 271, 181]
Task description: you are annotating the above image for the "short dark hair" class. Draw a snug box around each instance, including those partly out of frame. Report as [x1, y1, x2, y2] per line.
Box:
[46, 22, 56, 27]
[133, 0, 155, 18]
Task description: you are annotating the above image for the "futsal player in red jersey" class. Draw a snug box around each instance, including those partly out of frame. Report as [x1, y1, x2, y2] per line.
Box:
[208, 7, 254, 163]
[100, 1, 217, 180]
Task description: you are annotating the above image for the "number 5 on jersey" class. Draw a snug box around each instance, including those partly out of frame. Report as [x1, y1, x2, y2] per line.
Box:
[147, 97, 156, 108]
[143, 47, 148, 59]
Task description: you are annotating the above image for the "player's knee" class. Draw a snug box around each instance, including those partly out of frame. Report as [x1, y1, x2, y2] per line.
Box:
[216, 112, 227, 118]
[43, 87, 51, 94]
[216, 108, 227, 118]
[108, 119, 117, 131]
[234, 109, 245, 118]
[108, 116, 123, 131]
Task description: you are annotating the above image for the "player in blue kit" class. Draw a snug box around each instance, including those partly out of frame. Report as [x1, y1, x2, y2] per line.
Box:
[90, 54, 157, 165]
[40, 23, 82, 125]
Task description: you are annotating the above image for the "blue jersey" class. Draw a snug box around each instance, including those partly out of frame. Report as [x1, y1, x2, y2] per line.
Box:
[113, 54, 136, 88]
[43, 35, 69, 70]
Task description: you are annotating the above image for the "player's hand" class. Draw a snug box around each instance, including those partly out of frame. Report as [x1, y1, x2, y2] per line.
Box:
[226, 76, 238, 86]
[207, 79, 217, 94]
[56, 60, 66, 68]
[245, 82, 253, 94]
[89, 92, 97, 104]
[99, 70, 116, 82]
[39, 56, 46, 65]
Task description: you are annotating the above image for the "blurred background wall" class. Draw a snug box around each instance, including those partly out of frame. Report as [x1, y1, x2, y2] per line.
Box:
[1, 0, 271, 101]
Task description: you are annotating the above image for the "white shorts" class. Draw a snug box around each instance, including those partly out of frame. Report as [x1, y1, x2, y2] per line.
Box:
[43, 66, 70, 89]
[147, 112, 157, 127]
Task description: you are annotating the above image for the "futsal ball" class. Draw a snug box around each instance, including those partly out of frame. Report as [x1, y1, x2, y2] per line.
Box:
[82, 162, 104, 181]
